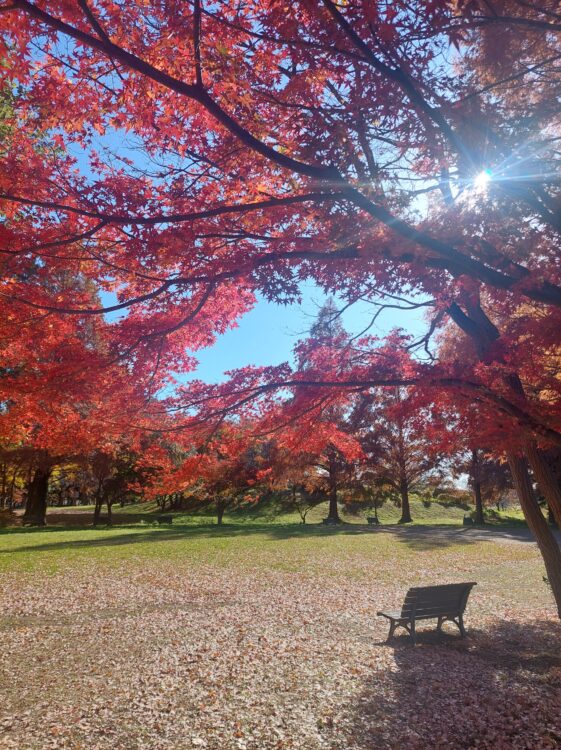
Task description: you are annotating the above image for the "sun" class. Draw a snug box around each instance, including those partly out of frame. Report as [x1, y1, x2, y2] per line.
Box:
[473, 169, 492, 191]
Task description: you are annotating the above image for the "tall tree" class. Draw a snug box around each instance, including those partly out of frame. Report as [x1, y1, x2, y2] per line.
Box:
[3, 2, 561, 607]
[357, 387, 443, 524]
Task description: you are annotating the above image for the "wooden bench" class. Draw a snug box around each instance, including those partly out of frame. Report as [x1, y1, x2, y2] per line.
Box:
[154, 515, 174, 525]
[377, 582, 476, 644]
[366, 516, 379, 526]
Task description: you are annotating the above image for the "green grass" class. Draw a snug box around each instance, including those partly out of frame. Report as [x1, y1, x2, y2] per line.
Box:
[0, 511, 533, 580]
[33, 494, 527, 528]
[0, 494, 532, 578]
[0, 522, 394, 575]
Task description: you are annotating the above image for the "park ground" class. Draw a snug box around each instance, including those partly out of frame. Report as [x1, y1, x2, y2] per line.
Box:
[1, 504, 561, 750]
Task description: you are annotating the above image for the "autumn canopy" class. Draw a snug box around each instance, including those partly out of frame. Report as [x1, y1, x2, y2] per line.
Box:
[2, 2, 561, 606]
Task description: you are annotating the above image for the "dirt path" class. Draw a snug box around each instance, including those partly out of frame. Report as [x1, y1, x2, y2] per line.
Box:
[369, 524, 561, 546]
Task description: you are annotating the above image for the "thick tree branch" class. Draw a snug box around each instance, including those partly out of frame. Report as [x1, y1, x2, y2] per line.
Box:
[0, 191, 338, 224]
[320, 0, 469, 162]
[12, 0, 336, 180]
[0, 246, 360, 315]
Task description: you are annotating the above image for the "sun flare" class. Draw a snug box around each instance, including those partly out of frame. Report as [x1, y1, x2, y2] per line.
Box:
[473, 169, 492, 190]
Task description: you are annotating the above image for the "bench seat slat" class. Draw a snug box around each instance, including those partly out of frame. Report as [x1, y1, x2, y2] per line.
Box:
[401, 607, 461, 620]
[377, 610, 402, 620]
[380, 609, 460, 621]
[408, 584, 470, 593]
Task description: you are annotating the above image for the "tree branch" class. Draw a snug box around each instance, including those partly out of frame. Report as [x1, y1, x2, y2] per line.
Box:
[0, 191, 338, 225]
[12, 0, 335, 180]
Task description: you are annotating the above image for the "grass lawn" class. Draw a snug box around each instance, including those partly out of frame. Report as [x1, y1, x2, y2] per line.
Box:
[22, 494, 528, 529]
[1, 517, 560, 749]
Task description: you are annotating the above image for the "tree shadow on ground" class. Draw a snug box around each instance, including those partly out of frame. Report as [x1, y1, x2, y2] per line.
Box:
[346, 618, 561, 749]
[0, 522, 501, 556]
[370, 525, 559, 551]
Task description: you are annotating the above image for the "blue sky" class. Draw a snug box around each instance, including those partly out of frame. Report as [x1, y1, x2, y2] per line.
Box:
[185, 281, 428, 383]
[102, 282, 428, 385]
[72, 122, 430, 385]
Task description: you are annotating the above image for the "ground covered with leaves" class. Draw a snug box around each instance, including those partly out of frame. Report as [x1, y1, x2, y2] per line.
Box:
[1, 523, 560, 750]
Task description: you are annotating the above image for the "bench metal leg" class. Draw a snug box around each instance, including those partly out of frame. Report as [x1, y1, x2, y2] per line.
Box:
[385, 619, 417, 644]
[436, 615, 467, 637]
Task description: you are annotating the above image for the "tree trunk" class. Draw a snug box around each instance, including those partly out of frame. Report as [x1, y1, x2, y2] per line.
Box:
[399, 478, 412, 523]
[473, 480, 484, 524]
[327, 475, 340, 522]
[93, 498, 103, 526]
[448, 300, 561, 615]
[106, 499, 113, 527]
[0, 464, 6, 509]
[508, 453, 561, 618]
[22, 468, 50, 526]
[7, 470, 17, 510]
[472, 450, 485, 525]
[93, 478, 103, 527]
[525, 442, 561, 529]
[217, 501, 225, 525]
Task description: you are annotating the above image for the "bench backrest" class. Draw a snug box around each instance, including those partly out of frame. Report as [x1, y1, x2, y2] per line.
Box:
[400, 582, 476, 619]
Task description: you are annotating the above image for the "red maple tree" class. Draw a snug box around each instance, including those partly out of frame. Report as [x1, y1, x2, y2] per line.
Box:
[2, 1, 561, 608]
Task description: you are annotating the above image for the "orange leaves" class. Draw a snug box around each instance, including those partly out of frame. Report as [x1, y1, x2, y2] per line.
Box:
[0, 0, 560, 478]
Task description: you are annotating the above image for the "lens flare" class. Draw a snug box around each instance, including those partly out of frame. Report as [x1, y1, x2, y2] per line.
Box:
[473, 169, 492, 190]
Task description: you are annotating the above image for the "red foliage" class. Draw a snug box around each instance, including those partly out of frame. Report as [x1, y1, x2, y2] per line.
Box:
[1, 1, 561, 470]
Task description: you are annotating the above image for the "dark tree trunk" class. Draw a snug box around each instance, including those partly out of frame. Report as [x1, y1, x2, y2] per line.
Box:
[22, 468, 50, 526]
[0, 464, 6, 509]
[448, 300, 561, 617]
[508, 453, 561, 618]
[327, 476, 340, 522]
[525, 442, 561, 529]
[7, 470, 17, 510]
[93, 498, 103, 526]
[106, 499, 113, 527]
[93, 478, 104, 527]
[472, 450, 485, 525]
[399, 478, 412, 523]
[216, 501, 225, 525]
[473, 481, 484, 524]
